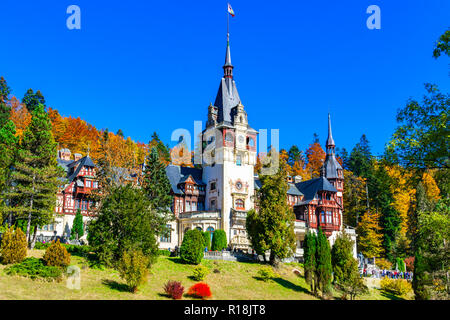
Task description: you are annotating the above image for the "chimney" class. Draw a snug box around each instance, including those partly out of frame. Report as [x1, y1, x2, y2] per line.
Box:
[58, 148, 71, 161]
[294, 175, 302, 184]
[73, 153, 82, 161]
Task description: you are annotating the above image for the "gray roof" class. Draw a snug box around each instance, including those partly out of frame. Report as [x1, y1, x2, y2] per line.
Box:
[322, 154, 343, 179]
[165, 165, 205, 194]
[326, 113, 335, 147]
[287, 183, 303, 196]
[57, 159, 73, 174]
[294, 177, 337, 204]
[214, 77, 241, 124]
[65, 156, 96, 181]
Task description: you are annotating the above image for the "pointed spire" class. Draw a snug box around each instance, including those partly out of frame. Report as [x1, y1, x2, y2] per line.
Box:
[326, 113, 335, 148]
[223, 33, 234, 79]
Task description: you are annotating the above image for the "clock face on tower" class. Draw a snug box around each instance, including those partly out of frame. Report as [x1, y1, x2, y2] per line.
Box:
[236, 181, 242, 190]
[238, 135, 244, 143]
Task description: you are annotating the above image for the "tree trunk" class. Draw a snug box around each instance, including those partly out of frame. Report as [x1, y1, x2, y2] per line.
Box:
[26, 174, 36, 248]
[30, 227, 38, 249]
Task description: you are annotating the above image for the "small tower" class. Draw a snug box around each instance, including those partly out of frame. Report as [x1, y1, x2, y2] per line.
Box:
[321, 114, 344, 206]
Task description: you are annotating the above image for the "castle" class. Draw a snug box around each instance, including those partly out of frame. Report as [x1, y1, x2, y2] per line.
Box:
[39, 32, 356, 259]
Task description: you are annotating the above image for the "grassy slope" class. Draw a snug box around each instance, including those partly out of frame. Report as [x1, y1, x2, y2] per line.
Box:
[0, 250, 411, 300]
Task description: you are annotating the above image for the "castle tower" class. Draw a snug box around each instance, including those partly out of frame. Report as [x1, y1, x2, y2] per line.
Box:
[321, 114, 344, 227]
[202, 32, 258, 250]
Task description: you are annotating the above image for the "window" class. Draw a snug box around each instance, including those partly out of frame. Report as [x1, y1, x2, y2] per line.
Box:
[236, 155, 241, 166]
[191, 201, 197, 211]
[326, 211, 332, 224]
[235, 199, 244, 209]
[82, 200, 88, 210]
[225, 132, 233, 142]
[210, 199, 216, 210]
[210, 182, 216, 191]
[160, 224, 172, 243]
[85, 180, 91, 188]
[196, 227, 202, 231]
[198, 202, 204, 211]
[321, 211, 325, 223]
[186, 201, 191, 212]
[247, 137, 255, 147]
[206, 226, 214, 242]
[75, 199, 80, 209]
[326, 193, 331, 201]
[93, 181, 98, 189]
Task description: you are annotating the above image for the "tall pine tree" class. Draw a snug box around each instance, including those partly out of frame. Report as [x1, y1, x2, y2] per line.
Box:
[4, 104, 63, 247]
[141, 147, 174, 237]
[70, 209, 84, 240]
[303, 231, 317, 294]
[245, 149, 296, 266]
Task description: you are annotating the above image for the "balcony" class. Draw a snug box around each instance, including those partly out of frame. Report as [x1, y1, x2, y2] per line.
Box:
[179, 210, 220, 220]
[294, 220, 306, 232]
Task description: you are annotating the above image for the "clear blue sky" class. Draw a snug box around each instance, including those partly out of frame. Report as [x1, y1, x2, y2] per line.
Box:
[1, 0, 449, 156]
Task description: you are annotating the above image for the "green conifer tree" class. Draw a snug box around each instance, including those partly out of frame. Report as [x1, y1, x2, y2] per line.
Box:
[211, 229, 227, 251]
[304, 231, 317, 294]
[315, 227, 333, 297]
[141, 147, 174, 237]
[245, 149, 296, 266]
[70, 209, 84, 240]
[4, 104, 63, 247]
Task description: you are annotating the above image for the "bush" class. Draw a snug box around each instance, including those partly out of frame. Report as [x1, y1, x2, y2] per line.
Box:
[202, 232, 211, 251]
[34, 242, 51, 250]
[187, 282, 212, 299]
[158, 249, 170, 256]
[0, 227, 27, 265]
[257, 266, 278, 282]
[380, 277, 412, 296]
[117, 249, 149, 293]
[164, 280, 184, 300]
[43, 240, 71, 268]
[192, 265, 209, 281]
[211, 229, 227, 251]
[396, 257, 406, 272]
[404, 256, 415, 272]
[5, 257, 62, 281]
[376, 258, 392, 270]
[180, 229, 204, 265]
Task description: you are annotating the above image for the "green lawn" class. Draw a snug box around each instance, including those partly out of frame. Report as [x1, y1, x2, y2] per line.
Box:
[0, 250, 412, 300]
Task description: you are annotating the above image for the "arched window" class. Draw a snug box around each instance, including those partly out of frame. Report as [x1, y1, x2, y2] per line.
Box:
[235, 199, 244, 209]
[247, 137, 255, 147]
[196, 226, 203, 232]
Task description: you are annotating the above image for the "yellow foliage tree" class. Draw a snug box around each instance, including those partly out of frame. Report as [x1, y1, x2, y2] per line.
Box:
[357, 210, 384, 258]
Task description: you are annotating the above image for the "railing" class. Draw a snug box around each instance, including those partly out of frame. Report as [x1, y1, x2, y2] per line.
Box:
[294, 220, 306, 230]
[231, 210, 247, 219]
[179, 210, 221, 219]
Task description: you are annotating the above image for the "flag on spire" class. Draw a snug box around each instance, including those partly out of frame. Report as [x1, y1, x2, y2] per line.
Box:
[228, 3, 235, 17]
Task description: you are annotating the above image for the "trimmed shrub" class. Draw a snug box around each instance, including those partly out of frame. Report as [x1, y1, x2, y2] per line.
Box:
[380, 277, 412, 296]
[396, 257, 406, 272]
[187, 282, 212, 299]
[257, 266, 279, 282]
[192, 265, 209, 281]
[211, 229, 227, 251]
[117, 249, 149, 293]
[5, 257, 62, 281]
[158, 249, 170, 256]
[180, 229, 204, 265]
[202, 231, 211, 251]
[43, 240, 71, 268]
[0, 227, 27, 265]
[164, 280, 184, 300]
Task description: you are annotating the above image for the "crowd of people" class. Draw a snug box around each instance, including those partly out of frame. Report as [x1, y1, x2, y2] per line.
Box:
[361, 268, 413, 280]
